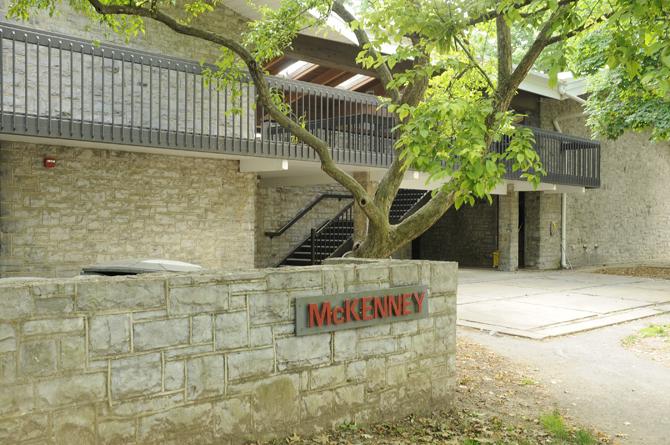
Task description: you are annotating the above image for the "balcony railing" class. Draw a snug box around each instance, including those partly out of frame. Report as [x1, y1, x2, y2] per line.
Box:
[0, 22, 600, 187]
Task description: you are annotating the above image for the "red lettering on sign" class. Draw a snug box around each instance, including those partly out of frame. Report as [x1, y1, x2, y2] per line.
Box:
[401, 293, 412, 315]
[345, 298, 361, 322]
[333, 306, 345, 324]
[413, 291, 425, 313]
[361, 297, 373, 321]
[373, 296, 387, 318]
[308, 301, 332, 327]
[389, 294, 402, 316]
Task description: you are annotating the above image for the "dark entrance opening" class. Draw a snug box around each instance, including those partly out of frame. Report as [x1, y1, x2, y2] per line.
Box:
[518, 192, 526, 268]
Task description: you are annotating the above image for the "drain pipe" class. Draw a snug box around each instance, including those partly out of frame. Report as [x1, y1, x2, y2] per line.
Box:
[553, 86, 587, 269]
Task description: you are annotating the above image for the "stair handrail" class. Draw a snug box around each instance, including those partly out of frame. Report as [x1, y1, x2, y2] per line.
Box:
[311, 202, 355, 264]
[265, 193, 352, 238]
[394, 190, 431, 223]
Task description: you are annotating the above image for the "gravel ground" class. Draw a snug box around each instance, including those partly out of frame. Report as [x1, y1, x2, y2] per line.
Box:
[595, 266, 670, 280]
[263, 336, 606, 444]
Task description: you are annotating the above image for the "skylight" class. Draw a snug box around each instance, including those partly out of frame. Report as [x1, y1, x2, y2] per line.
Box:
[277, 61, 316, 78]
[335, 74, 374, 90]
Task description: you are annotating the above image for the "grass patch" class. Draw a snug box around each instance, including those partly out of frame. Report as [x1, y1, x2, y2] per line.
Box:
[540, 411, 598, 445]
[540, 411, 571, 440]
[622, 323, 670, 346]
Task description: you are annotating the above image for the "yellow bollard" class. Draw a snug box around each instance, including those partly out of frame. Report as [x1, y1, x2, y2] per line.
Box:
[492, 250, 500, 268]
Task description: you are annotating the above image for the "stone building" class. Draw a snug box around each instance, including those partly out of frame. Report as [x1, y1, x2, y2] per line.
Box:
[0, 2, 666, 278]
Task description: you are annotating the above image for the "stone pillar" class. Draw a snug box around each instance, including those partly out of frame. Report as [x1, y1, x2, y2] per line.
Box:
[523, 192, 562, 269]
[352, 171, 375, 246]
[498, 183, 519, 271]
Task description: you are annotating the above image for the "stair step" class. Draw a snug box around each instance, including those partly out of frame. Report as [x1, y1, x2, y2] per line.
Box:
[278, 189, 427, 267]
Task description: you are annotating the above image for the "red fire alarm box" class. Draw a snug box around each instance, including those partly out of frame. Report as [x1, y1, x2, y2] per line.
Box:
[43, 157, 56, 169]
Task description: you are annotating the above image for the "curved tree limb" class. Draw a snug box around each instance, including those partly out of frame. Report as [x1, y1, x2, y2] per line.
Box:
[391, 189, 455, 244]
[86, 0, 387, 229]
[331, 0, 401, 104]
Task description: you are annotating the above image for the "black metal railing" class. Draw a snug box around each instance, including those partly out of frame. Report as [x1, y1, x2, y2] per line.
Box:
[0, 21, 600, 187]
[310, 203, 354, 265]
[0, 21, 393, 167]
[265, 193, 352, 238]
[493, 127, 601, 188]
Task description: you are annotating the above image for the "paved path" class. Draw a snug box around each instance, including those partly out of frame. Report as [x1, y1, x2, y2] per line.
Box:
[460, 314, 670, 444]
[458, 269, 670, 338]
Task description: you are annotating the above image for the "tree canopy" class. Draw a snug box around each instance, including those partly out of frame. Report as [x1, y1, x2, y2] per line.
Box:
[8, 0, 670, 257]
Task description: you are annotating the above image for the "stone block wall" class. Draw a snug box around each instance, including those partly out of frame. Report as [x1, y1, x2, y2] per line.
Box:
[541, 99, 670, 267]
[0, 260, 457, 444]
[255, 184, 351, 267]
[418, 198, 498, 268]
[0, 142, 257, 277]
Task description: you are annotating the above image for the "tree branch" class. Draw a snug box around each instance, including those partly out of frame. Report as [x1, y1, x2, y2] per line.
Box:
[496, 16, 513, 87]
[86, 0, 387, 229]
[545, 11, 614, 46]
[494, 6, 568, 114]
[392, 190, 455, 242]
[455, 35, 494, 90]
[331, 1, 401, 104]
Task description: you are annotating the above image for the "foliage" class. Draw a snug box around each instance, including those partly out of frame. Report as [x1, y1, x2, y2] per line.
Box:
[623, 323, 670, 346]
[569, 29, 670, 140]
[6, 0, 670, 255]
[540, 411, 597, 445]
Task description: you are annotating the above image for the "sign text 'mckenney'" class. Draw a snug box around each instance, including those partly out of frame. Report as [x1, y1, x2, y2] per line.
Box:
[308, 290, 426, 328]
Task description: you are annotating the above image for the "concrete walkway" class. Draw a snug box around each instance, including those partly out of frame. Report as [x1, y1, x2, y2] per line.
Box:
[461, 314, 670, 444]
[457, 269, 670, 338]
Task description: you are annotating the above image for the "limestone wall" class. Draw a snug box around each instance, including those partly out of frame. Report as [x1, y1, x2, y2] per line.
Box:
[0, 260, 457, 444]
[0, 142, 257, 277]
[540, 99, 670, 267]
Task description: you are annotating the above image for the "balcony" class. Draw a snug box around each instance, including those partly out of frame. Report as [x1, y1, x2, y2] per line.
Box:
[0, 22, 600, 188]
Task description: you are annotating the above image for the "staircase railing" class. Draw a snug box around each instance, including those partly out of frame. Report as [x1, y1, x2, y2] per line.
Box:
[394, 190, 431, 223]
[265, 193, 352, 238]
[310, 203, 354, 265]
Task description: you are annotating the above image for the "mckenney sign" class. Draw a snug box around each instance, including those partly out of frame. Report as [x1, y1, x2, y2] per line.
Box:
[295, 285, 429, 336]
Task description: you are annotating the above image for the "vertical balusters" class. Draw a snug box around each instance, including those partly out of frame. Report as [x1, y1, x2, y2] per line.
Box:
[100, 48, 105, 140]
[0, 29, 3, 131]
[208, 72, 212, 150]
[176, 65, 180, 145]
[23, 33, 27, 132]
[48, 38, 52, 135]
[130, 54, 135, 142]
[140, 56, 144, 143]
[184, 65, 188, 147]
[148, 58, 152, 144]
[246, 78, 251, 153]
[79, 44, 84, 137]
[216, 78, 220, 151]
[121, 53, 125, 142]
[192, 67, 196, 148]
[59, 42, 62, 136]
[36, 36, 39, 133]
[158, 60, 161, 145]
[167, 62, 171, 146]
[200, 69, 204, 149]
[69, 43, 73, 137]
[90, 45, 94, 138]
[11, 32, 15, 131]
[223, 75, 228, 145]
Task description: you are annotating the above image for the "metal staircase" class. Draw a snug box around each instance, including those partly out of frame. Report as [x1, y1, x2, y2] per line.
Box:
[277, 189, 429, 266]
